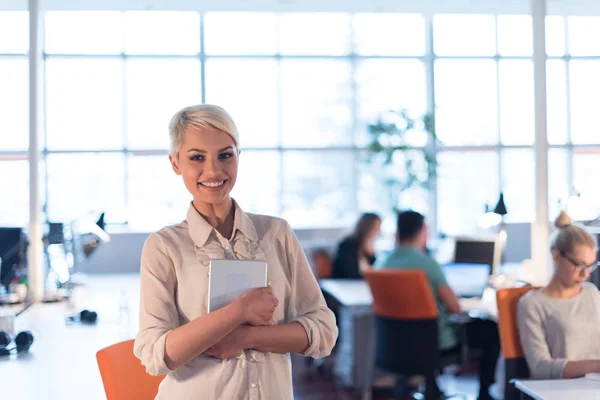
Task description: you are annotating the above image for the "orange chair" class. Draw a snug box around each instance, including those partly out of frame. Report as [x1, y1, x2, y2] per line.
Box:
[312, 248, 333, 279]
[496, 286, 537, 400]
[364, 269, 455, 399]
[96, 339, 165, 400]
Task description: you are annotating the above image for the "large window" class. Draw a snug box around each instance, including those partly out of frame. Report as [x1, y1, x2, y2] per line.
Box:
[37, 11, 427, 229]
[3, 10, 600, 233]
[435, 14, 600, 235]
[0, 11, 28, 226]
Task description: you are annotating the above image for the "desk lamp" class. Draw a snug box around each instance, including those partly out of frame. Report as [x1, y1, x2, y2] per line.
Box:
[478, 193, 508, 265]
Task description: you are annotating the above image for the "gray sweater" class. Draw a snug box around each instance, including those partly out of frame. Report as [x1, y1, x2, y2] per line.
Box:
[517, 282, 600, 379]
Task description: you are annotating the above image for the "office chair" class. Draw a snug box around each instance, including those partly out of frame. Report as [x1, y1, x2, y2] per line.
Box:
[306, 248, 334, 370]
[96, 339, 165, 400]
[364, 269, 463, 400]
[496, 287, 537, 400]
[312, 248, 333, 280]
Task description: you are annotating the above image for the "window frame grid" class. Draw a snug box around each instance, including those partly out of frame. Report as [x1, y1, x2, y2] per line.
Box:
[1, 12, 598, 229]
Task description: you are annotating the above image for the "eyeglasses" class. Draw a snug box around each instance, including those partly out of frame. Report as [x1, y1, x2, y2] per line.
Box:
[560, 251, 600, 274]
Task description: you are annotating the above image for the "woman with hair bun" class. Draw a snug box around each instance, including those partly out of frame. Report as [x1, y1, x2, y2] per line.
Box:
[517, 210, 600, 379]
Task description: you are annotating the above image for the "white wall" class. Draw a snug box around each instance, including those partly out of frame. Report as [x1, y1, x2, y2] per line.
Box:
[77, 223, 533, 274]
[76, 227, 348, 274]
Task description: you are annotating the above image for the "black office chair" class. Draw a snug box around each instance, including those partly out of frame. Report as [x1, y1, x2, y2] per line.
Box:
[364, 269, 464, 400]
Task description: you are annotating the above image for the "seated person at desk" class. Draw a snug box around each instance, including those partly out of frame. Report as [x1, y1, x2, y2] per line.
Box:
[332, 213, 381, 279]
[518, 211, 600, 379]
[377, 210, 500, 400]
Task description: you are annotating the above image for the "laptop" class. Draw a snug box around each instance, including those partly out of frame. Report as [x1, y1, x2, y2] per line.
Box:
[442, 263, 490, 299]
[208, 259, 267, 313]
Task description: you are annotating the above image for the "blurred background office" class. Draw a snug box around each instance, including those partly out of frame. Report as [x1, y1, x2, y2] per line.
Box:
[2, 0, 600, 399]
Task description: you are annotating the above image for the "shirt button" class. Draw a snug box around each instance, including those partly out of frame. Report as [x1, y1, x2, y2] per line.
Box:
[250, 383, 257, 389]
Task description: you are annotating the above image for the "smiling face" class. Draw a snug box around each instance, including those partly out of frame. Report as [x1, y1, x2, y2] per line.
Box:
[552, 244, 597, 288]
[169, 126, 238, 209]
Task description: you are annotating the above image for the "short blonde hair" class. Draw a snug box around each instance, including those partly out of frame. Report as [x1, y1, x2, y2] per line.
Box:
[551, 211, 596, 253]
[168, 104, 239, 158]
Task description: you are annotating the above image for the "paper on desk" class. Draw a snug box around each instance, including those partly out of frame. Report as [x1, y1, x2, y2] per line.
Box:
[585, 373, 600, 382]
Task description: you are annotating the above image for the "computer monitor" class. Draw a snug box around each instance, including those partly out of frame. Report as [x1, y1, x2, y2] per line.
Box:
[0, 227, 25, 288]
[442, 263, 490, 298]
[453, 236, 500, 275]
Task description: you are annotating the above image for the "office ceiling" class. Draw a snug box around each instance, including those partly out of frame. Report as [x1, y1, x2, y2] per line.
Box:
[2, 0, 597, 16]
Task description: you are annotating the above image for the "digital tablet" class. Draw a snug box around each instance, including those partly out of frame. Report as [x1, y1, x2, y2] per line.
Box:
[207, 259, 268, 313]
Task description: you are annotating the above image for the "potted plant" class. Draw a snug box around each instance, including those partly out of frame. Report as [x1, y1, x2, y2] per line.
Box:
[364, 109, 439, 213]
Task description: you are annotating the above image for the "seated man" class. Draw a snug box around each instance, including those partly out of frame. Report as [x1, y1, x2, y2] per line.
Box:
[376, 210, 500, 400]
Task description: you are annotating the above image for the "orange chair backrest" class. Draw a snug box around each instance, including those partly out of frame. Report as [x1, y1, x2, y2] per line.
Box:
[96, 339, 165, 400]
[312, 249, 333, 279]
[496, 286, 537, 359]
[364, 268, 438, 320]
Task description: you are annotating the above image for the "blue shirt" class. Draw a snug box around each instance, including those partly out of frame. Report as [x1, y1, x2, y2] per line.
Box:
[376, 246, 458, 350]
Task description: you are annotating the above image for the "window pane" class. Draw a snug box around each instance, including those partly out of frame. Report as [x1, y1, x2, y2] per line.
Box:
[205, 59, 278, 148]
[0, 160, 28, 227]
[204, 12, 276, 55]
[501, 150, 534, 223]
[546, 60, 568, 145]
[435, 60, 498, 146]
[231, 151, 280, 216]
[353, 13, 425, 56]
[127, 155, 190, 231]
[126, 58, 201, 150]
[45, 11, 123, 54]
[548, 148, 569, 221]
[358, 151, 429, 216]
[0, 11, 28, 53]
[46, 154, 126, 223]
[46, 58, 123, 150]
[499, 60, 534, 145]
[433, 14, 496, 56]
[280, 60, 352, 147]
[124, 11, 200, 55]
[0, 59, 28, 151]
[568, 16, 600, 56]
[573, 149, 600, 220]
[546, 16, 565, 57]
[279, 13, 351, 55]
[497, 15, 532, 56]
[570, 61, 600, 145]
[437, 151, 499, 236]
[282, 150, 354, 228]
[355, 59, 426, 146]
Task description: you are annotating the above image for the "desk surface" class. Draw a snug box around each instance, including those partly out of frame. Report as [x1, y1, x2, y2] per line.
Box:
[514, 378, 600, 400]
[0, 274, 141, 400]
[319, 279, 373, 307]
[320, 279, 497, 319]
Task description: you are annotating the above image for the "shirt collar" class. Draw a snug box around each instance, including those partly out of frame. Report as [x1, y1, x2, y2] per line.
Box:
[186, 199, 258, 248]
[395, 245, 422, 255]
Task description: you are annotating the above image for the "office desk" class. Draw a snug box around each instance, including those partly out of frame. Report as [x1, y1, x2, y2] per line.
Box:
[0, 274, 140, 400]
[514, 378, 600, 400]
[320, 279, 374, 400]
[319, 279, 498, 400]
[319, 279, 373, 307]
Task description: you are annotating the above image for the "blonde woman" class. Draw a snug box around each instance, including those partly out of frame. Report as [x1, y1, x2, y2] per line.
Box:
[518, 211, 600, 379]
[134, 104, 338, 399]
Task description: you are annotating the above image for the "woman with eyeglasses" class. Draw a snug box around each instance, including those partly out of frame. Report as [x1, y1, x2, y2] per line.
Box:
[517, 210, 600, 379]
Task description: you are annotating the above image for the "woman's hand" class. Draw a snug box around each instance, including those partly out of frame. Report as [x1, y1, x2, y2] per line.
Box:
[236, 287, 279, 326]
[359, 256, 373, 275]
[363, 239, 376, 258]
[204, 325, 250, 360]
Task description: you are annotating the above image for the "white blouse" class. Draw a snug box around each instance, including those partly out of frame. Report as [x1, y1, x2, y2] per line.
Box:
[133, 202, 338, 400]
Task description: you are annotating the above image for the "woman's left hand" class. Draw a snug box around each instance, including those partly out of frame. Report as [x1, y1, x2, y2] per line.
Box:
[204, 325, 251, 359]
